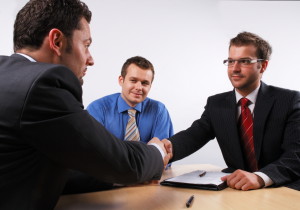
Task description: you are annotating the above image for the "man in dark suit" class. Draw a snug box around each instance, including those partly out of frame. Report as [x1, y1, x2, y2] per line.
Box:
[0, 0, 170, 209]
[163, 32, 300, 191]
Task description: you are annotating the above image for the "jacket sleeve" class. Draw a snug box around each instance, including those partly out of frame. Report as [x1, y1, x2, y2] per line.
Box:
[20, 66, 164, 184]
[169, 97, 215, 162]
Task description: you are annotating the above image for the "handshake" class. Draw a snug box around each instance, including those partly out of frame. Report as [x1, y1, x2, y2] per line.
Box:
[147, 137, 173, 168]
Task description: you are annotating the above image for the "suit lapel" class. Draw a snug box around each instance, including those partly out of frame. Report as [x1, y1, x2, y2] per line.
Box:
[253, 82, 274, 162]
[223, 91, 246, 169]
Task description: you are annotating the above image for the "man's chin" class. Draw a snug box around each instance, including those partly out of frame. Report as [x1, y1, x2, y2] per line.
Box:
[79, 78, 84, 86]
[129, 98, 143, 105]
[230, 80, 243, 89]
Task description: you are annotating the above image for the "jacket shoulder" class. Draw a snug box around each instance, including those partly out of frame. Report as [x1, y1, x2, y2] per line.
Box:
[260, 84, 300, 102]
[265, 85, 299, 95]
[207, 90, 234, 102]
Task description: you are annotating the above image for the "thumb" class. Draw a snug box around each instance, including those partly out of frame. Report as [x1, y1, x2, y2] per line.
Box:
[163, 153, 172, 167]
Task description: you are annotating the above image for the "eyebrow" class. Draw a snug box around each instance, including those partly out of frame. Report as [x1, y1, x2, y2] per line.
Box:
[129, 77, 151, 83]
[228, 57, 252, 60]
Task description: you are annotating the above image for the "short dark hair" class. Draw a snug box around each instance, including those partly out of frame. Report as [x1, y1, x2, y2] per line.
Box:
[121, 56, 155, 82]
[13, 0, 92, 52]
[229, 31, 272, 60]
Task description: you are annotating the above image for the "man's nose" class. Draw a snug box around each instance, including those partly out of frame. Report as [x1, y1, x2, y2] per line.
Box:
[87, 54, 94, 66]
[135, 82, 142, 89]
[231, 61, 241, 71]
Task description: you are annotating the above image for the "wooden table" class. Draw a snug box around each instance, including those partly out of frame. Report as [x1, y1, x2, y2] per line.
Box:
[55, 164, 300, 210]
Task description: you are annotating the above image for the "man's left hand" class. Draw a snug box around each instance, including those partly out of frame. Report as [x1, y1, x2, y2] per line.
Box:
[221, 169, 264, 191]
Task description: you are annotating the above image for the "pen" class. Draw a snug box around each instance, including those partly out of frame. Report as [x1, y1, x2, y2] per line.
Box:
[186, 195, 194, 208]
[199, 171, 206, 177]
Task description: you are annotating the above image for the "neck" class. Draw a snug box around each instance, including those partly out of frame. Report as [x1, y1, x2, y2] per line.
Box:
[16, 48, 52, 63]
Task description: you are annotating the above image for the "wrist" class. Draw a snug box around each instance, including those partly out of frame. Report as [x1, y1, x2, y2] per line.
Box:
[255, 174, 265, 188]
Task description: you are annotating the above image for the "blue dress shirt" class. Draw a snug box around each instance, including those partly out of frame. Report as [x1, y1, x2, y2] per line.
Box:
[87, 93, 174, 143]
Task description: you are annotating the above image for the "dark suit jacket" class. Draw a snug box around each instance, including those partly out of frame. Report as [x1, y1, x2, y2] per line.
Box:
[0, 54, 164, 210]
[170, 82, 300, 190]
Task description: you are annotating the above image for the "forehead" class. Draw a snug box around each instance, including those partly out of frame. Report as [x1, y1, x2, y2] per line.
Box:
[71, 18, 92, 42]
[126, 64, 153, 80]
[229, 45, 257, 58]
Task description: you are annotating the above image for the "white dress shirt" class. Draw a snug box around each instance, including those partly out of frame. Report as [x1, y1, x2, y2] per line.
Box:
[17, 53, 36, 62]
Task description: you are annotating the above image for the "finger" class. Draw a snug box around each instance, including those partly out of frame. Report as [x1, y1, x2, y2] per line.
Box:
[148, 180, 159, 185]
[226, 174, 241, 189]
[163, 153, 172, 167]
[241, 182, 251, 191]
[147, 137, 159, 144]
[166, 143, 172, 154]
[162, 139, 173, 156]
[224, 173, 235, 183]
[221, 175, 229, 181]
[234, 177, 247, 190]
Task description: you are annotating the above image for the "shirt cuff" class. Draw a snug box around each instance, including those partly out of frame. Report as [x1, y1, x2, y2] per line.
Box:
[254, 172, 274, 187]
[148, 143, 165, 159]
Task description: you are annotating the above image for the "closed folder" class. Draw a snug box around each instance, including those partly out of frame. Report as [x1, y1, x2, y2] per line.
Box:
[160, 170, 229, 191]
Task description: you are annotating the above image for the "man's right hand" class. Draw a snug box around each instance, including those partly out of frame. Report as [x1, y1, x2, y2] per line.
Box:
[161, 139, 173, 160]
[148, 137, 172, 168]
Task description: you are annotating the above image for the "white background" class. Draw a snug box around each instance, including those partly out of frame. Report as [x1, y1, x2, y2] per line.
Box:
[1, 0, 300, 167]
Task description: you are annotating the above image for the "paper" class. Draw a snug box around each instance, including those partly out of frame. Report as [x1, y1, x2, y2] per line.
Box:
[165, 170, 229, 185]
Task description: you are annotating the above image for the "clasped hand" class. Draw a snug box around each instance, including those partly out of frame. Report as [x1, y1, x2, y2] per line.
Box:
[147, 138, 173, 168]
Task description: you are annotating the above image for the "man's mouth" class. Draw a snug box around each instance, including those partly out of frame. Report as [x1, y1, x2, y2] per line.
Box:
[132, 92, 142, 97]
[82, 68, 87, 77]
[231, 74, 243, 79]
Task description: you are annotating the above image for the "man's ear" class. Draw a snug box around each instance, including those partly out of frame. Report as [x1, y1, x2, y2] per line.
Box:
[118, 75, 124, 86]
[260, 60, 269, 73]
[48, 29, 64, 56]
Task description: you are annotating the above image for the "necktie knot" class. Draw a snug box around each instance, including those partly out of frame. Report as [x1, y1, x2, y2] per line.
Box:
[240, 98, 250, 107]
[128, 109, 136, 117]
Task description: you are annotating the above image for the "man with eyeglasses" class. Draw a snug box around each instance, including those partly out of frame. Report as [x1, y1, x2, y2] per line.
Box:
[159, 31, 300, 191]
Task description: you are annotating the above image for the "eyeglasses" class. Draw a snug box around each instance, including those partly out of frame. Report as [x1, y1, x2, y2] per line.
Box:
[223, 59, 264, 66]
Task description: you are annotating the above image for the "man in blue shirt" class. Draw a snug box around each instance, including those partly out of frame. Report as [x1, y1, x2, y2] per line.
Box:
[87, 56, 173, 143]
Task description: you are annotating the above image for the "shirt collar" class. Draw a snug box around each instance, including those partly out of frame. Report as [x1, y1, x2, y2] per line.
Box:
[117, 94, 142, 113]
[235, 83, 261, 104]
[16, 53, 36, 62]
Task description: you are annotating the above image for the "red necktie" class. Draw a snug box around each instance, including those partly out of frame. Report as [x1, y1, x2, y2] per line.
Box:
[239, 98, 258, 172]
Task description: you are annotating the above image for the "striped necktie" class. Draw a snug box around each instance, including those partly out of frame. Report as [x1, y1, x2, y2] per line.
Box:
[124, 109, 140, 141]
[238, 98, 258, 172]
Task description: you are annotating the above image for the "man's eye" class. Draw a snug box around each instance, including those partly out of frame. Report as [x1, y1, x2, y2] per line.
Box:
[240, 59, 251, 64]
[228, 60, 235, 64]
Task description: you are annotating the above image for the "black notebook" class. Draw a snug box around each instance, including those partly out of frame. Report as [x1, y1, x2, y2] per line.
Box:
[160, 170, 230, 191]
